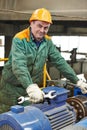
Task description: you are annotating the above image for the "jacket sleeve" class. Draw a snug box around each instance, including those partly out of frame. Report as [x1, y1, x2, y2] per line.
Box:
[11, 37, 33, 88]
[48, 40, 79, 84]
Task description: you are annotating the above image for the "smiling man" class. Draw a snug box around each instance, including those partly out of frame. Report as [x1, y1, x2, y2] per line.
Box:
[0, 8, 87, 113]
[30, 21, 50, 41]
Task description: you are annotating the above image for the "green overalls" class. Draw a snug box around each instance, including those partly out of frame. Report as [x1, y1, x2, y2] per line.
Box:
[0, 27, 78, 113]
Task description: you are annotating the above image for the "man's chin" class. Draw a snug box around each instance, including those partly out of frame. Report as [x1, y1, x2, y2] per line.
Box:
[36, 37, 43, 41]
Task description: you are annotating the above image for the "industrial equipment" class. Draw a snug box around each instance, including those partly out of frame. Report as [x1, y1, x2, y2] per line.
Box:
[62, 117, 87, 130]
[67, 94, 87, 121]
[0, 86, 76, 130]
[0, 86, 87, 130]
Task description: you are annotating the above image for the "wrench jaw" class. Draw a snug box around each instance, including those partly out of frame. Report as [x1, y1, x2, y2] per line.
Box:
[17, 96, 25, 104]
[49, 90, 57, 99]
[42, 90, 57, 104]
[43, 90, 57, 99]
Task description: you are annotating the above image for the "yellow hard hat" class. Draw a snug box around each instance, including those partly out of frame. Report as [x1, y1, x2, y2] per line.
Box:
[29, 8, 52, 24]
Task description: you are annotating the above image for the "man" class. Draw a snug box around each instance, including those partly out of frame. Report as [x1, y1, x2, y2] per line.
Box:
[0, 8, 87, 113]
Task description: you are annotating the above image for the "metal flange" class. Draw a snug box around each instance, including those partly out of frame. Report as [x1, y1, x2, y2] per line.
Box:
[67, 95, 87, 121]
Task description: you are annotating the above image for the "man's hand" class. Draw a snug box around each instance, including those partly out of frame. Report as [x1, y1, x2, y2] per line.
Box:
[77, 80, 87, 94]
[26, 84, 44, 103]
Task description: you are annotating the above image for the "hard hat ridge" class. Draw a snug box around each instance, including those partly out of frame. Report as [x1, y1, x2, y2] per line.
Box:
[29, 8, 52, 24]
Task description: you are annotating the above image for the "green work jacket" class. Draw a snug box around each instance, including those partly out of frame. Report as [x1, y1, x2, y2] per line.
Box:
[2, 27, 78, 89]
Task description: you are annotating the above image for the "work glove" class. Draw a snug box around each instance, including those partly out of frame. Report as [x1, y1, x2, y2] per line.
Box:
[26, 84, 44, 103]
[77, 80, 87, 94]
[77, 74, 86, 82]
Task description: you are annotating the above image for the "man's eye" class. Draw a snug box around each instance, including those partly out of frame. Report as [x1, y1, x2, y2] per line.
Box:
[44, 27, 49, 30]
[38, 24, 42, 28]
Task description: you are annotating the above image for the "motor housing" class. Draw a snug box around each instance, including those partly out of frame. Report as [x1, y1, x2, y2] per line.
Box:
[0, 86, 76, 130]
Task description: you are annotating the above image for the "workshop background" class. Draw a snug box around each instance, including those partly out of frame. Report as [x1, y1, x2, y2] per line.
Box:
[0, 0, 87, 81]
[0, 0, 87, 130]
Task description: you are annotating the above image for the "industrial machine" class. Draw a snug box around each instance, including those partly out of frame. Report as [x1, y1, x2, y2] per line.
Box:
[62, 117, 87, 130]
[0, 86, 87, 130]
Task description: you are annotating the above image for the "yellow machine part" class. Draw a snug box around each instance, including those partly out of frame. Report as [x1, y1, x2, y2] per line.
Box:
[0, 58, 8, 61]
[43, 63, 52, 88]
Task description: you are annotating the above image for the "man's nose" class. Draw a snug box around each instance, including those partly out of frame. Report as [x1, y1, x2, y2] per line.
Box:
[40, 27, 45, 32]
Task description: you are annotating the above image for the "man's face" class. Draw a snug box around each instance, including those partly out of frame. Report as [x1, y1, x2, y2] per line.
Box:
[30, 21, 50, 41]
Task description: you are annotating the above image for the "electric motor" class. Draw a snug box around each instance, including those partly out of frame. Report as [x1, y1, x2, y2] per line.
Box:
[0, 86, 76, 130]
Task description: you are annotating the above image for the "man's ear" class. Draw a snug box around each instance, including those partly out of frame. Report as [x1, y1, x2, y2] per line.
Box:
[30, 21, 35, 27]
